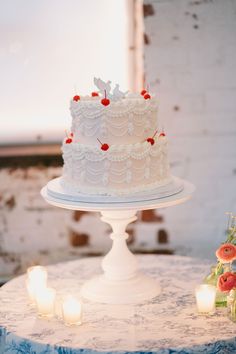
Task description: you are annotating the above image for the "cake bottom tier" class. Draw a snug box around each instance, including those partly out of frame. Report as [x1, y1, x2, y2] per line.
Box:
[61, 138, 171, 196]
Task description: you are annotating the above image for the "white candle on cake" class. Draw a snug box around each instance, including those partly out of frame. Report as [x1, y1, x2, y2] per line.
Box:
[195, 284, 216, 314]
[62, 296, 82, 326]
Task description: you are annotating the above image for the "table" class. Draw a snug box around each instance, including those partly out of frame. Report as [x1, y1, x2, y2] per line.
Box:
[0, 255, 235, 354]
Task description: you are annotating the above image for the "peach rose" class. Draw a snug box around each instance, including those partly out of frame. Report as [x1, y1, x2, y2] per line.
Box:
[217, 272, 236, 292]
[215, 243, 236, 263]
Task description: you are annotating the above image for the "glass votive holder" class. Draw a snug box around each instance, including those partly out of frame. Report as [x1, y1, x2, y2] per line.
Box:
[195, 284, 216, 314]
[35, 287, 56, 318]
[26, 278, 36, 304]
[26, 266, 48, 305]
[54, 294, 67, 320]
[61, 295, 82, 326]
[27, 265, 48, 287]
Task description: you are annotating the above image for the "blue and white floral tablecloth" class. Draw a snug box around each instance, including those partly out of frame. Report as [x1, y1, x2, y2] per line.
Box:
[0, 255, 235, 354]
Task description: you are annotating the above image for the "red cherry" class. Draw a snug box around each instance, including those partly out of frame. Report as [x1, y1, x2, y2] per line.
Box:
[159, 132, 166, 137]
[91, 92, 99, 97]
[70, 132, 74, 137]
[141, 89, 147, 96]
[97, 138, 109, 151]
[101, 98, 110, 106]
[66, 138, 72, 144]
[101, 143, 109, 151]
[144, 93, 151, 100]
[147, 138, 155, 145]
[73, 95, 80, 102]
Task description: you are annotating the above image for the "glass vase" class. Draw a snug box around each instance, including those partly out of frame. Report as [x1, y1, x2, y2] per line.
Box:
[204, 263, 232, 308]
[227, 289, 236, 322]
[215, 290, 228, 307]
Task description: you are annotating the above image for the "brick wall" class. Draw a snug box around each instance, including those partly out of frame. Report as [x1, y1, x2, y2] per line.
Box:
[143, 0, 236, 258]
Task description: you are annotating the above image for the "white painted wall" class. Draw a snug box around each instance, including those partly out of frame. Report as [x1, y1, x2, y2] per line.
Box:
[143, 0, 236, 259]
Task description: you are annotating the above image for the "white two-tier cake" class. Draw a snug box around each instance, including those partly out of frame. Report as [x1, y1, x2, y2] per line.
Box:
[61, 78, 171, 196]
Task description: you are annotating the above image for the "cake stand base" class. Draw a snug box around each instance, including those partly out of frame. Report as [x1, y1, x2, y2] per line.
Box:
[81, 273, 160, 304]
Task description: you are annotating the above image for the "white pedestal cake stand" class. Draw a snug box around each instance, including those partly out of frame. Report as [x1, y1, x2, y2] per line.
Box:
[41, 176, 195, 304]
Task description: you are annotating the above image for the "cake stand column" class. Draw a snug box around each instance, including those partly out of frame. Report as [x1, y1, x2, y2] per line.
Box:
[101, 210, 138, 280]
[81, 209, 160, 304]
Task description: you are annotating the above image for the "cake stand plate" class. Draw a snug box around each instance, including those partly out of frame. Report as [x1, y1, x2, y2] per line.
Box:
[42, 176, 191, 211]
[41, 178, 195, 304]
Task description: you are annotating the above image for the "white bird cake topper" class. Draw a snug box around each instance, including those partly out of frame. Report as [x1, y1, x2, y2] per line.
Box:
[112, 84, 128, 101]
[94, 77, 128, 101]
[94, 78, 111, 96]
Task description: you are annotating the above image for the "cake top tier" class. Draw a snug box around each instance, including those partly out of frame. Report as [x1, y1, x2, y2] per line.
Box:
[69, 78, 159, 146]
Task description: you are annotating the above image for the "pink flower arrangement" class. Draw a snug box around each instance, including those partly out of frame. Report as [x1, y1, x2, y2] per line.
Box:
[217, 271, 236, 292]
[215, 243, 236, 263]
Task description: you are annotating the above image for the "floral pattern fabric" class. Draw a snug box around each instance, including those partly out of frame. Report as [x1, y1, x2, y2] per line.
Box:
[0, 255, 235, 354]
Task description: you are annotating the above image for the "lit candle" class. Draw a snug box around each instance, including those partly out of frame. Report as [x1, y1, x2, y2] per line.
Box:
[26, 279, 37, 303]
[26, 266, 48, 303]
[35, 287, 56, 318]
[27, 266, 47, 286]
[62, 296, 82, 326]
[195, 284, 216, 314]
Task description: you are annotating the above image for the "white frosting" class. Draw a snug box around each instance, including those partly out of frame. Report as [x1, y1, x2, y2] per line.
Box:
[60, 176, 172, 196]
[70, 96, 158, 145]
[61, 86, 170, 196]
[61, 137, 170, 196]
